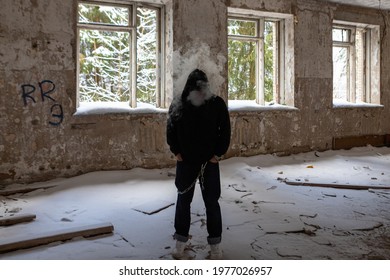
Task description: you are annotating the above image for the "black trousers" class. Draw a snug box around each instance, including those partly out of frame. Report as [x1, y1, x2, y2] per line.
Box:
[174, 160, 222, 245]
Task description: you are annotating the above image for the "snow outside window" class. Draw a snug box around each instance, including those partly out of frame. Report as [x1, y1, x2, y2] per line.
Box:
[332, 22, 381, 107]
[77, 1, 163, 109]
[227, 13, 289, 107]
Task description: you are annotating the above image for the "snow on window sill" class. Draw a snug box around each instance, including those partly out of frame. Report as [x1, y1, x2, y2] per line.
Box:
[74, 102, 167, 116]
[74, 100, 299, 116]
[332, 99, 384, 109]
[228, 100, 297, 112]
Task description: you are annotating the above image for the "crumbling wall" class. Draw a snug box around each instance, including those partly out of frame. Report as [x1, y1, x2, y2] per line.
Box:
[0, 0, 77, 183]
[1, 0, 389, 185]
[171, 0, 228, 101]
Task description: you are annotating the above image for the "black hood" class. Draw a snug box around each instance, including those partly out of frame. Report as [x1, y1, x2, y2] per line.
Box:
[181, 69, 209, 102]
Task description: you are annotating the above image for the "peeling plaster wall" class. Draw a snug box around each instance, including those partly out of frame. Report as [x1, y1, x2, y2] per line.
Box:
[293, 0, 335, 151]
[1, 0, 390, 185]
[0, 0, 77, 183]
[172, 0, 228, 101]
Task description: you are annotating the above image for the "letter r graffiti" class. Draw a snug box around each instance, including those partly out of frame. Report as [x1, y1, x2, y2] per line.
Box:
[39, 80, 56, 102]
[21, 84, 36, 106]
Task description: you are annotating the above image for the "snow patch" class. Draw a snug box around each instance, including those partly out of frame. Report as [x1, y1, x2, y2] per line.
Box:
[333, 99, 384, 108]
[228, 100, 297, 111]
[74, 101, 167, 115]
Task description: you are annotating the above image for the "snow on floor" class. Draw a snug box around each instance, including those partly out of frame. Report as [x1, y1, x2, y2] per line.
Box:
[1, 146, 389, 260]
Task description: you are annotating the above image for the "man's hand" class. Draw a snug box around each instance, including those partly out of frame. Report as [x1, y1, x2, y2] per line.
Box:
[209, 155, 219, 163]
[176, 153, 183, 161]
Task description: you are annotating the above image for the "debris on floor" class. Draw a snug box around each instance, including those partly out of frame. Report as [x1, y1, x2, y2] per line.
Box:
[0, 146, 389, 260]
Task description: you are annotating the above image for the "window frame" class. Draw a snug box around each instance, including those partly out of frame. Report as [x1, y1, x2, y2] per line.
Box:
[332, 21, 380, 106]
[227, 12, 288, 106]
[76, 0, 165, 109]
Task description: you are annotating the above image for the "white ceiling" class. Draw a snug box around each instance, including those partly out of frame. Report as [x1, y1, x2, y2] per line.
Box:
[324, 0, 390, 10]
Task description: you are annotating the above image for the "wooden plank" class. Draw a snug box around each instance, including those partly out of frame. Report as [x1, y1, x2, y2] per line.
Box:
[0, 222, 114, 254]
[259, 222, 305, 234]
[132, 200, 174, 215]
[0, 185, 57, 196]
[0, 214, 36, 226]
[284, 180, 390, 190]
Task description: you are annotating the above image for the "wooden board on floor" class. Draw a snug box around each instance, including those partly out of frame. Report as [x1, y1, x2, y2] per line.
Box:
[132, 200, 175, 215]
[259, 222, 306, 234]
[0, 185, 57, 196]
[284, 180, 390, 190]
[0, 222, 114, 254]
[0, 214, 36, 226]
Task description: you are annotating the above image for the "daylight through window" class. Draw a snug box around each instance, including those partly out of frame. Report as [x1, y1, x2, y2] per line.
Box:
[228, 14, 286, 106]
[332, 22, 380, 105]
[77, 1, 163, 108]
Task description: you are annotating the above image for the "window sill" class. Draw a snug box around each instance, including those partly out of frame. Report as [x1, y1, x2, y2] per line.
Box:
[332, 100, 384, 109]
[228, 100, 297, 112]
[73, 102, 167, 116]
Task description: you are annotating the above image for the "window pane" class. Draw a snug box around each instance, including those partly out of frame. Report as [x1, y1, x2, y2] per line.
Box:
[355, 29, 365, 102]
[137, 8, 158, 105]
[228, 19, 257, 37]
[264, 21, 275, 103]
[78, 3, 129, 26]
[228, 39, 256, 100]
[79, 29, 130, 102]
[333, 28, 351, 42]
[333, 46, 348, 100]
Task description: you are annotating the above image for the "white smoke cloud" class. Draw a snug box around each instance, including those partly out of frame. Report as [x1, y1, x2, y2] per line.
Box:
[186, 80, 214, 106]
[172, 42, 226, 99]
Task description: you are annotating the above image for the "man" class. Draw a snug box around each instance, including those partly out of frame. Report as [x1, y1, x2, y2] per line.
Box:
[166, 69, 231, 259]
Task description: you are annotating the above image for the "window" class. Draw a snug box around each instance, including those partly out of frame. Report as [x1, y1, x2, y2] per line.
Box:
[227, 10, 294, 107]
[77, 1, 164, 108]
[332, 21, 380, 105]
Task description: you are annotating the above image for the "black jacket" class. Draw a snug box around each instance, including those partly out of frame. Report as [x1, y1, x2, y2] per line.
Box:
[166, 69, 231, 164]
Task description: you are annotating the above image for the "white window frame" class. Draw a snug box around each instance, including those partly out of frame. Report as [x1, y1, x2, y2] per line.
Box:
[227, 8, 294, 107]
[332, 20, 380, 106]
[76, 0, 165, 109]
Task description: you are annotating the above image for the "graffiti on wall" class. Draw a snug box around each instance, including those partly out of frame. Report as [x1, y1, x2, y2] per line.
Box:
[21, 80, 64, 126]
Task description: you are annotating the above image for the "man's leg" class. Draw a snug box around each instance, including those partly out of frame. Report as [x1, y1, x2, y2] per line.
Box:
[174, 186, 195, 241]
[174, 161, 199, 241]
[201, 162, 222, 245]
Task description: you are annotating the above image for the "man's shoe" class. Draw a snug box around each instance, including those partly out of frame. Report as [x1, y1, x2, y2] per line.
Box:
[172, 240, 187, 259]
[209, 243, 223, 260]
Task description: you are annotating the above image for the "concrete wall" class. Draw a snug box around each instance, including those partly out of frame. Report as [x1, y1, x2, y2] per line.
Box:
[1, 0, 389, 185]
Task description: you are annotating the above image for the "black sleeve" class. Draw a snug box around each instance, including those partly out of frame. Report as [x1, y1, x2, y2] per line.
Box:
[214, 96, 231, 157]
[166, 104, 181, 156]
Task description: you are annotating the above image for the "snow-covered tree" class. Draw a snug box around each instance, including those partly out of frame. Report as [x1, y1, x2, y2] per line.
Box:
[78, 4, 158, 105]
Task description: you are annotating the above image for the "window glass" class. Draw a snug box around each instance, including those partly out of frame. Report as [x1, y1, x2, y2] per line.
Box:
[264, 21, 275, 103]
[228, 16, 281, 104]
[228, 19, 257, 37]
[332, 28, 351, 43]
[78, 3, 129, 26]
[137, 8, 158, 106]
[79, 29, 131, 102]
[332, 46, 348, 101]
[332, 22, 380, 106]
[228, 39, 256, 100]
[77, 2, 162, 108]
